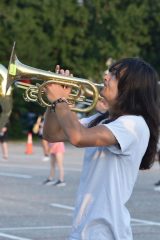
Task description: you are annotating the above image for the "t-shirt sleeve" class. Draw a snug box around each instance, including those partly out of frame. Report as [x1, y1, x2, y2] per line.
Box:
[80, 113, 101, 127]
[103, 116, 139, 155]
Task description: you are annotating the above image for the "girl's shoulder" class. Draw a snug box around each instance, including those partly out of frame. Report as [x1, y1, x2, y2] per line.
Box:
[114, 115, 149, 133]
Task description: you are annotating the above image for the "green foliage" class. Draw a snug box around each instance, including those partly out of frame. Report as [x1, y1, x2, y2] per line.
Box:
[0, 0, 160, 138]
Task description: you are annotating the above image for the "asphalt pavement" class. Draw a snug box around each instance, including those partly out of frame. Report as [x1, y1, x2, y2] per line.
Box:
[0, 141, 160, 240]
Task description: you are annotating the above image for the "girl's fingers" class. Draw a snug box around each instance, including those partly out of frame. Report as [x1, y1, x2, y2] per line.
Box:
[60, 69, 65, 74]
[55, 65, 60, 73]
[55, 65, 73, 77]
[65, 70, 70, 76]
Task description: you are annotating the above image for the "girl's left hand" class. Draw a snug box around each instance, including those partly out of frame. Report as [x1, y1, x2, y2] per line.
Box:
[45, 65, 72, 103]
[96, 98, 109, 113]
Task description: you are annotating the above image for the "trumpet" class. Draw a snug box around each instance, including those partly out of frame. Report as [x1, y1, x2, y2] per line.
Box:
[7, 42, 104, 113]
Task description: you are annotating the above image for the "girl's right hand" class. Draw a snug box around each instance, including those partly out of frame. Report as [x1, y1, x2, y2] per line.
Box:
[96, 99, 109, 113]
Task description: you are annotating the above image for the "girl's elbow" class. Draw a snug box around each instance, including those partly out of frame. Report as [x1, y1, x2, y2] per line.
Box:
[68, 133, 82, 147]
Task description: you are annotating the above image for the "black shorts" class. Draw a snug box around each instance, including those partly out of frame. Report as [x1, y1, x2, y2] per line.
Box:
[0, 133, 8, 143]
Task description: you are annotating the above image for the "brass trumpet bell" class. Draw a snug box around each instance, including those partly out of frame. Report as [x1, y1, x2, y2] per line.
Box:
[0, 64, 12, 97]
[7, 42, 103, 113]
[0, 64, 12, 131]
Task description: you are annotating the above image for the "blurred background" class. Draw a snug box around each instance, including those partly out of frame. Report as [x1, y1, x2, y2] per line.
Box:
[0, 2, 160, 240]
[0, 0, 160, 139]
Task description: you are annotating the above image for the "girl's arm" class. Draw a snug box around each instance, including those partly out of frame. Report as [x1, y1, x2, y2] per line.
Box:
[43, 107, 68, 142]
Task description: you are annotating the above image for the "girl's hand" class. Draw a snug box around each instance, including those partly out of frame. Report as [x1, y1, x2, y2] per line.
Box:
[45, 83, 71, 103]
[45, 65, 72, 103]
[96, 98, 109, 113]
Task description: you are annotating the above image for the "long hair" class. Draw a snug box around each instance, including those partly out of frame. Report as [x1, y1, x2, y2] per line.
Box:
[90, 58, 160, 170]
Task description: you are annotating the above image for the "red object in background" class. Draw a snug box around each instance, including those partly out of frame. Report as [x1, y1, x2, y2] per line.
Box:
[25, 133, 33, 154]
[21, 79, 31, 84]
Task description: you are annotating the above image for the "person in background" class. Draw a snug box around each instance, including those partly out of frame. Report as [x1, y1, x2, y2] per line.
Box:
[33, 114, 50, 162]
[0, 124, 9, 160]
[43, 141, 66, 186]
[43, 58, 159, 240]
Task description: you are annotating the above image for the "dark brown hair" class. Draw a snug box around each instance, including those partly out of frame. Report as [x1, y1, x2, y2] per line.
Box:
[90, 58, 160, 170]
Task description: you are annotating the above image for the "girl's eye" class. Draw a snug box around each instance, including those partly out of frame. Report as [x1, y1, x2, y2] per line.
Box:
[109, 68, 116, 75]
[109, 73, 116, 80]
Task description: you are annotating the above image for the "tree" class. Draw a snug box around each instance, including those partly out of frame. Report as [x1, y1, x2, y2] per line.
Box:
[0, 0, 160, 138]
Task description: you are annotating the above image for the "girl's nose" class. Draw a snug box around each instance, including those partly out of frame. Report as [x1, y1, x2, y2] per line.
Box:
[104, 73, 111, 85]
[104, 72, 111, 80]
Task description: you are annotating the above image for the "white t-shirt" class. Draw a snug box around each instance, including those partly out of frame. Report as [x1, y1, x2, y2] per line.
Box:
[69, 114, 150, 240]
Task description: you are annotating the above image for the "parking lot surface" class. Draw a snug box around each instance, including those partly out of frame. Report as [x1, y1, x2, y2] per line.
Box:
[0, 141, 160, 240]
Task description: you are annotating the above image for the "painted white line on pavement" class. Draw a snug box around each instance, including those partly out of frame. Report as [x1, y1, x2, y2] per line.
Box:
[0, 232, 32, 240]
[0, 220, 159, 233]
[50, 203, 160, 227]
[0, 172, 32, 179]
[131, 223, 147, 226]
[50, 203, 74, 210]
[0, 226, 71, 231]
[132, 218, 160, 226]
[0, 219, 160, 232]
